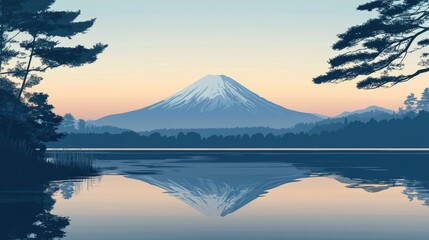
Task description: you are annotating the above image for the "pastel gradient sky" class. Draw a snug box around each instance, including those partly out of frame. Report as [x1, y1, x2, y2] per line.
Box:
[33, 0, 429, 119]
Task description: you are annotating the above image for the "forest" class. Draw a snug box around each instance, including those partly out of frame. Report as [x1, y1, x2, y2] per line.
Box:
[49, 111, 429, 148]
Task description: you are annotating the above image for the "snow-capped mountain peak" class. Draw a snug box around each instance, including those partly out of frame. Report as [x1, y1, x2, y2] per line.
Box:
[149, 75, 265, 112]
[94, 74, 322, 131]
[178, 74, 244, 100]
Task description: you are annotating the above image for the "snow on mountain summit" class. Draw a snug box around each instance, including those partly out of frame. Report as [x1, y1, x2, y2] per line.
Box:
[175, 74, 245, 101]
[149, 75, 270, 112]
[94, 74, 322, 131]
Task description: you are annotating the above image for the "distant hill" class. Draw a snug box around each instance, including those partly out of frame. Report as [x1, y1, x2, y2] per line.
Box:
[93, 75, 321, 131]
[141, 109, 400, 137]
[289, 108, 399, 135]
[59, 124, 131, 135]
[48, 111, 429, 148]
[335, 106, 394, 118]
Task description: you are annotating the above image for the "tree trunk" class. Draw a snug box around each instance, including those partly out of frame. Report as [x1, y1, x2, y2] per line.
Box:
[5, 36, 37, 139]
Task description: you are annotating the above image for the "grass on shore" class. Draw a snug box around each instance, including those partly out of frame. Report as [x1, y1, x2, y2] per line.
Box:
[0, 134, 100, 185]
[46, 151, 99, 176]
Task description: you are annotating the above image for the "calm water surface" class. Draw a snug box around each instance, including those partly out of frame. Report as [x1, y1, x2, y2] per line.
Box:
[2, 150, 429, 240]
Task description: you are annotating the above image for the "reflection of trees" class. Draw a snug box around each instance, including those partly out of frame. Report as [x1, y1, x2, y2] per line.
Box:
[54, 178, 100, 200]
[402, 181, 429, 207]
[57, 181, 79, 200]
[99, 151, 429, 212]
[0, 176, 100, 239]
[283, 152, 429, 207]
[0, 185, 69, 240]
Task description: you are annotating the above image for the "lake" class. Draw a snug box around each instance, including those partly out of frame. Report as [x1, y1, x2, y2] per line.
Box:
[2, 150, 429, 240]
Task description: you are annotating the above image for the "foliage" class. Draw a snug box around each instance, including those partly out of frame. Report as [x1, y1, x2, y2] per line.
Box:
[58, 114, 131, 134]
[77, 119, 86, 131]
[0, 80, 63, 150]
[47, 151, 98, 176]
[399, 87, 429, 112]
[314, 0, 429, 89]
[140, 110, 397, 137]
[0, 0, 106, 155]
[0, 132, 43, 163]
[0, 0, 107, 80]
[61, 113, 76, 132]
[48, 111, 429, 148]
[417, 87, 429, 111]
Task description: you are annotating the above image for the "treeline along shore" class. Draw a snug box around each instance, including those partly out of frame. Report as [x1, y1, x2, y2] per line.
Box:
[49, 111, 429, 148]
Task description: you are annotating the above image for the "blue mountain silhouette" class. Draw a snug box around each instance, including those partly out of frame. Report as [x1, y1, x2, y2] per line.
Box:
[93, 75, 321, 131]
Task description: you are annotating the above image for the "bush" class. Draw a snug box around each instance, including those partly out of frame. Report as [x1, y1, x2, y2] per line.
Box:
[0, 133, 99, 185]
[0, 133, 43, 164]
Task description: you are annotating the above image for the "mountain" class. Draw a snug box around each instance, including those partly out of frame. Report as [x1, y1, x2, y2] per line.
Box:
[93, 75, 321, 131]
[335, 105, 394, 118]
[138, 165, 306, 217]
[100, 157, 309, 217]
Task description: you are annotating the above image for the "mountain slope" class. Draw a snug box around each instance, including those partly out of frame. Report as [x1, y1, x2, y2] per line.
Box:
[101, 158, 309, 217]
[335, 105, 394, 118]
[93, 75, 321, 131]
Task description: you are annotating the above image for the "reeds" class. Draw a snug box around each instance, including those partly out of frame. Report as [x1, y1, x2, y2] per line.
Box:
[0, 133, 43, 163]
[0, 133, 99, 183]
[47, 151, 100, 177]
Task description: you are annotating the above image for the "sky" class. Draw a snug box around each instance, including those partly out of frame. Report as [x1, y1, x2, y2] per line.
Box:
[33, 0, 429, 119]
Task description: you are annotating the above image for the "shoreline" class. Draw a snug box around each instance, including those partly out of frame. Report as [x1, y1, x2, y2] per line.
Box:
[47, 148, 429, 152]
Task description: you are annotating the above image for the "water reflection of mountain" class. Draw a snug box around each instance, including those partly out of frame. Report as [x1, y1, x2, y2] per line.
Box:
[97, 150, 429, 215]
[102, 157, 309, 216]
[137, 163, 309, 217]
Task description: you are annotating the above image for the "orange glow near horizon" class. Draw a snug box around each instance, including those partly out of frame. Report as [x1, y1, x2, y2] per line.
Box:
[36, 66, 428, 120]
[29, 0, 429, 120]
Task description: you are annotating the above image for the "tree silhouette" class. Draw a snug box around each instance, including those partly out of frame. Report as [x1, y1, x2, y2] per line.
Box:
[77, 119, 86, 131]
[25, 93, 64, 149]
[0, 0, 107, 136]
[404, 93, 418, 112]
[0, 79, 63, 149]
[47, 111, 429, 148]
[314, 0, 429, 89]
[418, 87, 429, 111]
[61, 114, 76, 132]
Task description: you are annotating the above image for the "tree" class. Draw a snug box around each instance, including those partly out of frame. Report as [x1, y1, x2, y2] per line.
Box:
[0, 79, 64, 150]
[61, 114, 76, 132]
[314, 0, 429, 89]
[418, 87, 429, 111]
[0, 0, 107, 136]
[26, 93, 64, 144]
[77, 119, 86, 131]
[404, 93, 418, 112]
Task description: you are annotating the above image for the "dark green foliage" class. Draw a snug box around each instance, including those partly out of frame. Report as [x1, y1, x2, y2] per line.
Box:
[77, 119, 86, 131]
[0, 0, 106, 161]
[0, 133, 99, 184]
[399, 87, 429, 113]
[61, 113, 76, 132]
[140, 110, 396, 138]
[1, 0, 107, 76]
[418, 87, 429, 111]
[0, 133, 43, 163]
[314, 0, 429, 89]
[0, 79, 63, 151]
[48, 111, 429, 148]
[58, 114, 131, 134]
[404, 93, 418, 112]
